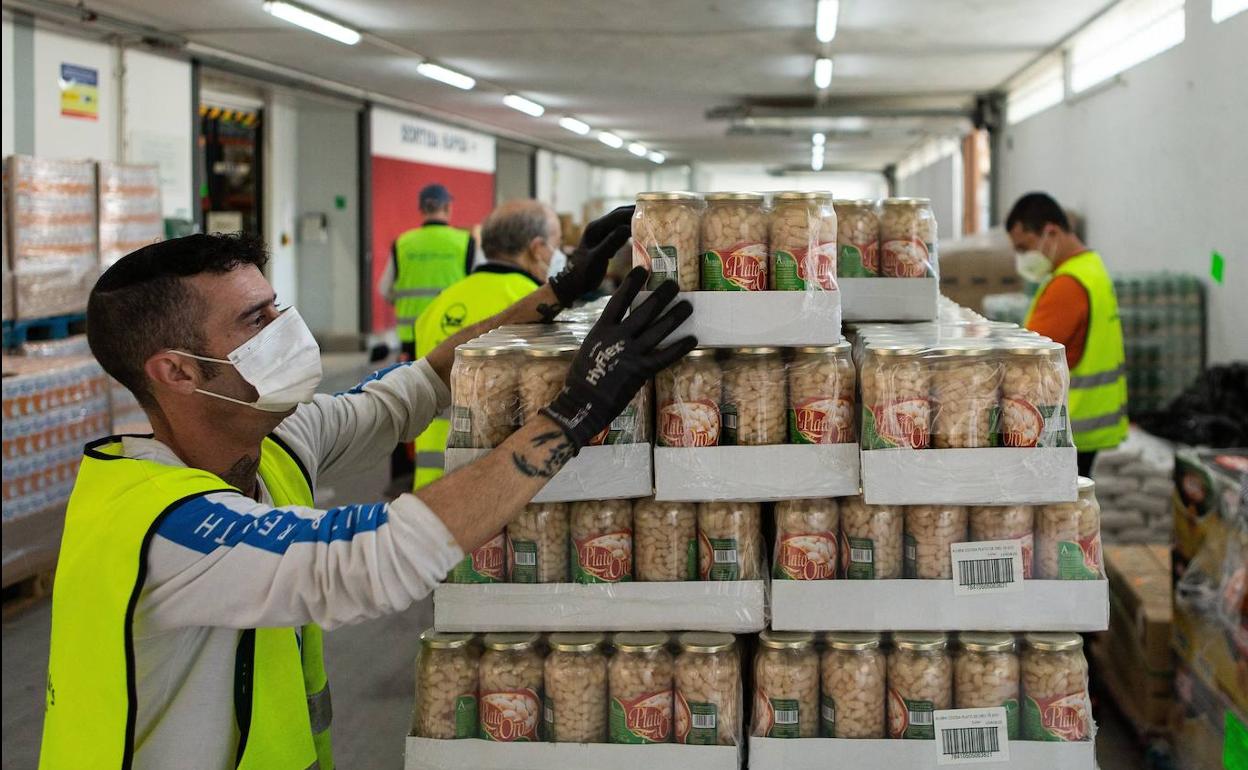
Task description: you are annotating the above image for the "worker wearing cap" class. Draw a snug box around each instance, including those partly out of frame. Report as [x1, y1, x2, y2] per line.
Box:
[411, 200, 567, 488]
[378, 184, 475, 359]
[1006, 192, 1128, 476]
[38, 206, 694, 769]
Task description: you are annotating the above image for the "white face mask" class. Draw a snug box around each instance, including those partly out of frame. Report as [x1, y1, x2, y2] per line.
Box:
[1015, 248, 1054, 283]
[546, 243, 568, 281]
[171, 307, 323, 412]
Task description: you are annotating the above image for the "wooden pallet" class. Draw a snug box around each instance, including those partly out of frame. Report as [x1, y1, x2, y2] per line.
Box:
[2, 313, 87, 348]
[2, 569, 54, 620]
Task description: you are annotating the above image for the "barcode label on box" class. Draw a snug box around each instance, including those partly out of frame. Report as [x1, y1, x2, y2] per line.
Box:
[934, 708, 1010, 764]
[951, 540, 1025, 596]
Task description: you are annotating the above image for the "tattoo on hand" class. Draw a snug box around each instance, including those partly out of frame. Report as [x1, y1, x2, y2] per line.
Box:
[536, 302, 562, 323]
[222, 455, 260, 497]
[512, 430, 574, 479]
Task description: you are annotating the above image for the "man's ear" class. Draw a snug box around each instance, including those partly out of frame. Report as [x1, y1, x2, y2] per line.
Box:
[145, 351, 200, 399]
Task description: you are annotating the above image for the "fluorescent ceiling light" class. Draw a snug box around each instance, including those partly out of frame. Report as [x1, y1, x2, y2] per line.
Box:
[811, 146, 825, 171]
[263, 1, 360, 45]
[598, 131, 624, 149]
[502, 94, 545, 117]
[816, 0, 839, 43]
[812, 132, 826, 146]
[416, 62, 475, 91]
[559, 116, 591, 135]
[647, 151, 666, 164]
[814, 58, 833, 89]
[628, 142, 648, 157]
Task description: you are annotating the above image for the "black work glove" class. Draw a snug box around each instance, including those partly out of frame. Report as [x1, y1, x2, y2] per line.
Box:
[543, 266, 697, 451]
[548, 205, 635, 308]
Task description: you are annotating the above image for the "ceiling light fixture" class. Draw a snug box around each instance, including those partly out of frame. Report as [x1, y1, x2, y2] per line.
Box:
[598, 131, 624, 149]
[811, 146, 825, 171]
[647, 151, 666, 164]
[502, 94, 545, 117]
[262, 1, 360, 45]
[816, 0, 840, 43]
[814, 58, 833, 89]
[416, 62, 476, 91]
[812, 132, 826, 146]
[628, 142, 648, 157]
[559, 116, 591, 135]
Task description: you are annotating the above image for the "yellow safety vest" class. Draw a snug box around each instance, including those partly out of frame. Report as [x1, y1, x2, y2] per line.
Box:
[412, 265, 540, 487]
[40, 435, 334, 770]
[1025, 250, 1129, 451]
[393, 224, 470, 343]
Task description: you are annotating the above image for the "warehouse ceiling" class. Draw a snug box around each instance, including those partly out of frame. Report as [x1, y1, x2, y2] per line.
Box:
[51, 0, 1108, 170]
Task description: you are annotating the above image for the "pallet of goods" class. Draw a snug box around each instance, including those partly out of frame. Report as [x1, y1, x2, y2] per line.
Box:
[97, 162, 163, 269]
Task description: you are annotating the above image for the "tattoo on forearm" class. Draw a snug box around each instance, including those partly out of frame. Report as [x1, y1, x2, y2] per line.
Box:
[536, 302, 562, 323]
[221, 455, 261, 498]
[512, 430, 574, 478]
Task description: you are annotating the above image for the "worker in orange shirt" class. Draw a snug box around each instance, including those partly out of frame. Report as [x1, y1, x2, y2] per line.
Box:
[1006, 192, 1128, 477]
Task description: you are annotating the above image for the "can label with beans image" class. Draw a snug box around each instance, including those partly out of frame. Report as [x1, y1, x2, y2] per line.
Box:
[773, 243, 836, 290]
[674, 690, 719, 744]
[1023, 691, 1090, 741]
[480, 688, 541, 741]
[881, 238, 934, 277]
[636, 244, 680, 289]
[658, 400, 720, 447]
[1057, 532, 1102, 579]
[453, 695, 478, 739]
[862, 398, 931, 449]
[820, 694, 838, 737]
[572, 531, 633, 583]
[789, 397, 854, 444]
[610, 690, 673, 743]
[774, 532, 838, 580]
[507, 537, 539, 583]
[992, 399, 1072, 448]
[699, 533, 742, 580]
[702, 242, 768, 291]
[447, 533, 505, 583]
[840, 532, 878, 579]
[753, 689, 802, 738]
[888, 688, 936, 739]
[839, 238, 879, 277]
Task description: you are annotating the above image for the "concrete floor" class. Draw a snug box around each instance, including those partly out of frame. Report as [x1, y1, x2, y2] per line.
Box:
[0, 353, 1151, 768]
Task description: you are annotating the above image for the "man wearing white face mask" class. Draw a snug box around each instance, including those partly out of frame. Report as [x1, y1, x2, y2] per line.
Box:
[410, 200, 564, 488]
[40, 219, 693, 769]
[1006, 192, 1128, 476]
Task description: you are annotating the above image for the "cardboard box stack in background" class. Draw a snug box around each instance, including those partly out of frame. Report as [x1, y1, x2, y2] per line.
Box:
[97, 162, 162, 269]
[933, 228, 1022, 313]
[2, 355, 110, 586]
[1092, 544, 1174, 735]
[3, 156, 98, 320]
[1092, 427, 1177, 544]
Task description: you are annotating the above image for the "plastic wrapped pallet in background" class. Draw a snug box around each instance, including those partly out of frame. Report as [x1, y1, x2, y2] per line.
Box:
[97, 162, 163, 268]
[3, 155, 98, 320]
[1113, 272, 1205, 416]
[15, 333, 152, 434]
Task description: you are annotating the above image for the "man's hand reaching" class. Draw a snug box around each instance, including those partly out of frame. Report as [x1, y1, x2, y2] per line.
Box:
[547, 205, 635, 311]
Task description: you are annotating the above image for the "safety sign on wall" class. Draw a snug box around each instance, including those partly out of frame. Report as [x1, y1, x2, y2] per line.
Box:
[59, 63, 99, 120]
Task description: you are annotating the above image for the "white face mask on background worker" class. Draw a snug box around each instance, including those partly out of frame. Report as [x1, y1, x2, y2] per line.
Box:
[169, 307, 324, 412]
[1014, 228, 1058, 284]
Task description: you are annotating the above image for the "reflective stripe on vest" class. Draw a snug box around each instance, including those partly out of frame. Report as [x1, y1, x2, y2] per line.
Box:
[1025, 250, 1128, 451]
[40, 435, 333, 770]
[393, 225, 470, 342]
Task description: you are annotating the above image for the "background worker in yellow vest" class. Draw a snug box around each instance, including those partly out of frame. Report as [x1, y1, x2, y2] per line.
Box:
[40, 209, 696, 769]
[377, 183, 476, 360]
[412, 199, 563, 487]
[1007, 192, 1129, 476]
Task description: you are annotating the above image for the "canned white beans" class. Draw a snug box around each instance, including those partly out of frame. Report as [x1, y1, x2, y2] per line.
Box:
[479, 633, 544, 742]
[787, 343, 856, 445]
[633, 497, 698, 581]
[955, 632, 1021, 739]
[1035, 477, 1102, 579]
[449, 345, 518, 449]
[544, 633, 608, 743]
[1000, 342, 1071, 448]
[675, 632, 740, 745]
[701, 193, 769, 291]
[609, 632, 674, 744]
[752, 631, 819, 738]
[1021, 633, 1091, 741]
[860, 346, 932, 449]
[633, 192, 702, 291]
[904, 505, 969, 579]
[887, 632, 952, 739]
[506, 503, 570, 583]
[878, 198, 937, 278]
[969, 505, 1035, 579]
[930, 347, 1001, 449]
[834, 199, 880, 277]
[412, 631, 478, 739]
[839, 495, 904, 579]
[518, 343, 576, 425]
[698, 501, 763, 580]
[773, 498, 839, 580]
[570, 500, 633, 584]
[655, 349, 722, 447]
[721, 348, 786, 446]
[770, 191, 837, 290]
[820, 632, 886, 738]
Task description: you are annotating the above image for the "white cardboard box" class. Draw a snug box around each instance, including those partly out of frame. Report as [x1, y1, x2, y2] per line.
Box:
[444, 444, 652, 503]
[433, 581, 767, 633]
[860, 447, 1077, 505]
[838, 277, 939, 322]
[769, 579, 1109, 632]
[405, 737, 740, 770]
[748, 737, 1095, 770]
[636, 290, 841, 347]
[654, 444, 860, 502]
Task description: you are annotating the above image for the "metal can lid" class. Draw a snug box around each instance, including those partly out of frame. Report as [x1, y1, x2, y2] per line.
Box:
[548, 632, 605, 652]
[1003, 340, 1065, 357]
[928, 343, 996, 358]
[834, 198, 878, 208]
[637, 191, 700, 202]
[420, 630, 474, 650]
[760, 630, 815, 650]
[881, 197, 932, 206]
[731, 346, 782, 356]
[457, 344, 516, 358]
[682, 348, 718, 359]
[483, 632, 540, 651]
[773, 191, 825, 202]
[705, 191, 765, 202]
[1077, 476, 1095, 492]
[523, 342, 579, 358]
[1024, 632, 1083, 652]
[822, 632, 882, 650]
[867, 344, 928, 357]
[612, 631, 670, 652]
[958, 632, 1016, 653]
[793, 341, 852, 355]
[677, 632, 736, 653]
[893, 631, 949, 651]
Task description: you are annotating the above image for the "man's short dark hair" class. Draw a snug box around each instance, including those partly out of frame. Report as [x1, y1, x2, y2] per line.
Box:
[1005, 192, 1070, 234]
[87, 232, 269, 409]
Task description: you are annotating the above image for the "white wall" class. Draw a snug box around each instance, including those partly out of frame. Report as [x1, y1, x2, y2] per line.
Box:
[536, 149, 593, 220]
[2, 18, 14, 157]
[32, 26, 119, 161]
[997, 2, 1248, 363]
[264, 92, 299, 308]
[691, 163, 888, 200]
[121, 49, 194, 221]
[898, 152, 963, 240]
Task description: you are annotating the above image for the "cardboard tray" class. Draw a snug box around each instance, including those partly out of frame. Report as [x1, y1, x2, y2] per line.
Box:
[769, 579, 1108, 632]
[444, 444, 652, 503]
[748, 737, 1095, 769]
[636, 290, 841, 347]
[654, 444, 860, 502]
[838, 277, 939, 322]
[433, 580, 767, 633]
[405, 738, 739, 770]
[861, 447, 1077, 505]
